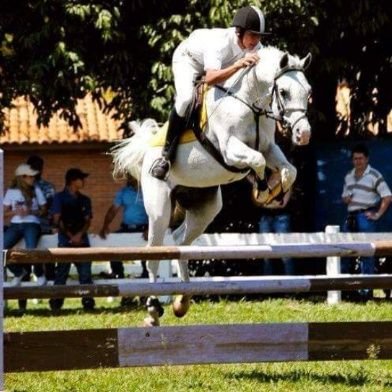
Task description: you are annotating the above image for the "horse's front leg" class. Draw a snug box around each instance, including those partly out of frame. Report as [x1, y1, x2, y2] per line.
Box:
[223, 136, 269, 203]
[252, 143, 297, 206]
[264, 143, 297, 193]
[142, 177, 172, 327]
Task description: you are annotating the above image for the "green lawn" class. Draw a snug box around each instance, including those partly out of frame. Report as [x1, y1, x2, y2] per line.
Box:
[4, 295, 392, 391]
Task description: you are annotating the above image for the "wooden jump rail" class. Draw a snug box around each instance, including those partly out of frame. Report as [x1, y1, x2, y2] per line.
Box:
[5, 240, 392, 264]
[5, 321, 392, 372]
[4, 275, 392, 299]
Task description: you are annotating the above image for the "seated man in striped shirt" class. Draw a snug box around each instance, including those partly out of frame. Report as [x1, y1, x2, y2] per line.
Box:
[341, 143, 392, 300]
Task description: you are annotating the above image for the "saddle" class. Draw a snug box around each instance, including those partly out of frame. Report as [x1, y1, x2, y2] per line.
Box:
[150, 81, 208, 148]
[187, 78, 208, 131]
[149, 81, 247, 174]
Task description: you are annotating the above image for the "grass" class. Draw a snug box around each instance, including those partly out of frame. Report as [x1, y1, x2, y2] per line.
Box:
[4, 295, 392, 391]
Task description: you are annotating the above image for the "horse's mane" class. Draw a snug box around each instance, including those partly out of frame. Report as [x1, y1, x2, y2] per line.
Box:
[259, 46, 304, 78]
[224, 46, 303, 87]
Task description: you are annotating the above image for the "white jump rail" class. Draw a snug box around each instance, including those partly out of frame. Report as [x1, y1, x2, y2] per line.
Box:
[6, 239, 392, 263]
[5, 230, 392, 305]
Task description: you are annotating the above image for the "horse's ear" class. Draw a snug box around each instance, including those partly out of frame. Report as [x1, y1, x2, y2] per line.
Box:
[300, 53, 312, 70]
[279, 53, 289, 69]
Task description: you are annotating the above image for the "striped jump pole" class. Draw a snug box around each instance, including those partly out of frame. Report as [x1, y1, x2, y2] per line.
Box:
[4, 321, 392, 372]
[4, 275, 392, 299]
[5, 240, 392, 264]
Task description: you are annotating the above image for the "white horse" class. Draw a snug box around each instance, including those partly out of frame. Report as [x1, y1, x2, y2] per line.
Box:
[111, 46, 312, 326]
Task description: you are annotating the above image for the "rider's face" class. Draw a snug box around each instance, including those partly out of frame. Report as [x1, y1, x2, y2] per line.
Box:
[240, 31, 262, 50]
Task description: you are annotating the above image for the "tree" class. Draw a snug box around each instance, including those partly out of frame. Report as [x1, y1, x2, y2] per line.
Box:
[314, 0, 391, 139]
[0, 0, 187, 132]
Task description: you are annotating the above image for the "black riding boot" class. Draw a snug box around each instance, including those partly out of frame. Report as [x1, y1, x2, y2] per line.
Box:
[150, 109, 185, 180]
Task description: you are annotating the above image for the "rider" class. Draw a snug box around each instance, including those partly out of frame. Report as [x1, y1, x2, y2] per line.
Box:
[150, 5, 268, 180]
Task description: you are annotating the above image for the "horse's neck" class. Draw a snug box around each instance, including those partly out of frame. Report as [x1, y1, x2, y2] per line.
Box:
[223, 67, 262, 104]
[223, 48, 281, 105]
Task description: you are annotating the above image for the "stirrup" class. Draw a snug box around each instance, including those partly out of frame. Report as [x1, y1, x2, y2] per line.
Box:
[149, 157, 171, 181]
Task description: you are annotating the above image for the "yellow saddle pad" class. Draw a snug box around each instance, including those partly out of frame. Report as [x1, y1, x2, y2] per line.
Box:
[150, 85, 209, 148]
[150, 123, 198, 147]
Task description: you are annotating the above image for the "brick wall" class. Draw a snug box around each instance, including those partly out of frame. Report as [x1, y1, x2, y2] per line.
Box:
[2, 144, 124, 233]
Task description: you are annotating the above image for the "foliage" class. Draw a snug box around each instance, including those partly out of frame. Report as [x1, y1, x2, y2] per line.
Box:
[316, 0, 391, 138]
[0, 0, 187, 132]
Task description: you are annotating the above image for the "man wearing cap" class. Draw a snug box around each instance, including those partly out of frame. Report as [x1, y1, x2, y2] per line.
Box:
[49, 168, 95, 311]
[150, 5, 269, 180]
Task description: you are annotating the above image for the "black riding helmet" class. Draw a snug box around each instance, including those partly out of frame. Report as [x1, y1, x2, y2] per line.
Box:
[232, 6, 267, 35]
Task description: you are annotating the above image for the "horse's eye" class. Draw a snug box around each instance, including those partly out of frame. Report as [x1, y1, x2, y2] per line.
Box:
[279, 89, 288, 99]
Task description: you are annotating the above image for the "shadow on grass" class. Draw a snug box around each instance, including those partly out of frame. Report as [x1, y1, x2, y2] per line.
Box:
[229, 367, 392, 387]
[4, 303, 145, 318]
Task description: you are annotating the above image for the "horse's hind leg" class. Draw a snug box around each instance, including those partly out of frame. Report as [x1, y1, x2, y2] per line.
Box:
[172, 187, 223, 317]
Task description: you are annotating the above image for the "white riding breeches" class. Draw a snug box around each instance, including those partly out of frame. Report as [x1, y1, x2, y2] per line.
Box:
[172, 42, 204, 117]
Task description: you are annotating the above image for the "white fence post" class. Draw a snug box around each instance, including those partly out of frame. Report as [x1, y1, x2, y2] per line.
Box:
[0, 149, 5, 391]
[326, 225, 341, 304]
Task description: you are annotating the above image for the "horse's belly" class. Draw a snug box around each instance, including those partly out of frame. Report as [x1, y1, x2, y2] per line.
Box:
[145, 143, 248, 187]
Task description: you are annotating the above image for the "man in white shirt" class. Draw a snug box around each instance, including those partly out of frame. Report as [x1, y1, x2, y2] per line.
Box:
[341, 143, 392, 300]
[150, 6, 269, 180]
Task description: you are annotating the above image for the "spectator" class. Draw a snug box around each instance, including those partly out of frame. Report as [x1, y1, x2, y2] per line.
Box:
[99, 176, 148, 281]
[256, 170, 295, 276]
[26, 154, 56, 280]
[341, 143, 392, 301]
[3, 163, 47, 310]
[49, 168, 95, 311]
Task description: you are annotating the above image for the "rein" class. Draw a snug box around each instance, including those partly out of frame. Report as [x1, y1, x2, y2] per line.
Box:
[215, 83, 263, 152]
[216, 65, 307, 140]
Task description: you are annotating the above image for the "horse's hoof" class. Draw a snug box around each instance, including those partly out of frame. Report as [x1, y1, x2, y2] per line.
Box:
[264, 183, 286, 205]
[145, 296, 164, 317]
[143, 316, 160, 327]
[172, 295, 191, 318]
[252, 188, 269, 205]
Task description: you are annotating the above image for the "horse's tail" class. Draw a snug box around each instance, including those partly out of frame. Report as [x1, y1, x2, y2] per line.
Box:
[111, 118, 160, 181]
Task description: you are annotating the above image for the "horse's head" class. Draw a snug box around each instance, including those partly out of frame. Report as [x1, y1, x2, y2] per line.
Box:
[253, 49, 312, 146]
[269, 52, 312, 145]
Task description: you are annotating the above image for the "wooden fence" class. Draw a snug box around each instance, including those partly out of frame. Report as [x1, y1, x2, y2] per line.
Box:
[5, 321, 392, 372]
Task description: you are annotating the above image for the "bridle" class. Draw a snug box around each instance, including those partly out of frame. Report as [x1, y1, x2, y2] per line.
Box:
[267, 66, 309, 135]
[215, 64, 309, 147]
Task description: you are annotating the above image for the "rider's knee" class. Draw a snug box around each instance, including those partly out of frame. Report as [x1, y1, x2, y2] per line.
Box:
[175, 96, 193, 117]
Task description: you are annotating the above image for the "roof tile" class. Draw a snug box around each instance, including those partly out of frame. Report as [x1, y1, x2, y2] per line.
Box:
[1, 95, 123, 145]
